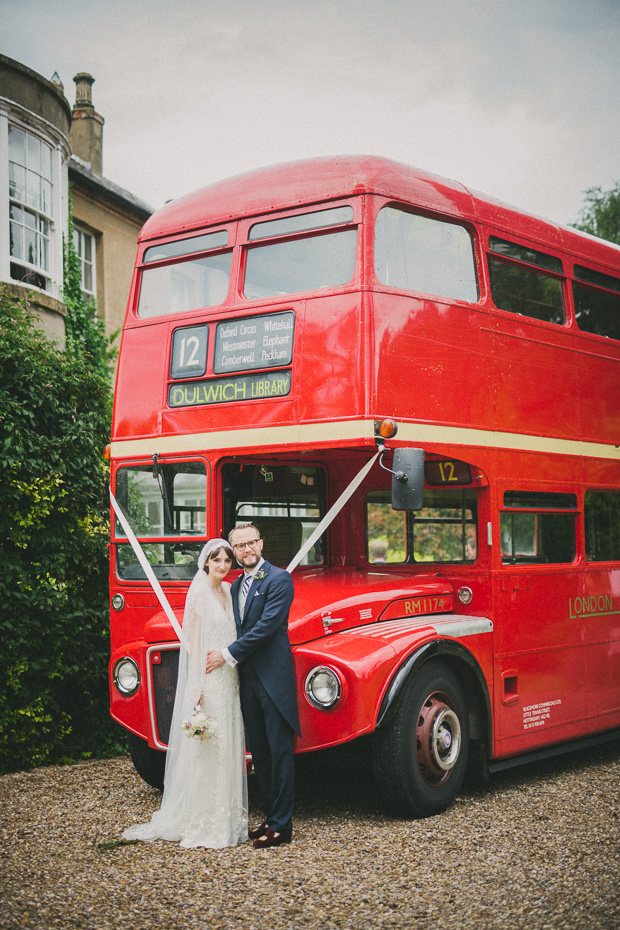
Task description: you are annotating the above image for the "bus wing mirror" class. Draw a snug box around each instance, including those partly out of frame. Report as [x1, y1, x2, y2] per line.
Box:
[391, 448, 424, 511]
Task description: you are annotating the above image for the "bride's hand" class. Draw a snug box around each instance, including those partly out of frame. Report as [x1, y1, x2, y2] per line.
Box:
[205, 650, 225, 673]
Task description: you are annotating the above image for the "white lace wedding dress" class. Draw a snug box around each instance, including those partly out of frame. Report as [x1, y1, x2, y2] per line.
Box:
[123, 573, 248, 848]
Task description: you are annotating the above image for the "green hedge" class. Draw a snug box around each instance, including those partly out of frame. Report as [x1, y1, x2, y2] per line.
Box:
[0, 292, 123, 772]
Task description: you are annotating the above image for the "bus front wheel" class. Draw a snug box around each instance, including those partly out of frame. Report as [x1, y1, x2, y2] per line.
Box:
[127, 732, 166, 790]
[373, 661, 470, 817]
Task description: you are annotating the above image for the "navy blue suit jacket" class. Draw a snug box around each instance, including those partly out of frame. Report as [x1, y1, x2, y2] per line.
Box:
[228, 561, 301, 736]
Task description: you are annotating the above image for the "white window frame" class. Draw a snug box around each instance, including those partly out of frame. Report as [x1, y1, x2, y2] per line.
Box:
[0, 98, 69, 301]
[73, 224, 97, 301]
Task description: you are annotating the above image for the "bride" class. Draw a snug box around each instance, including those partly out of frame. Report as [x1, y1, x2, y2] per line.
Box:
[123, 539, 248, 848]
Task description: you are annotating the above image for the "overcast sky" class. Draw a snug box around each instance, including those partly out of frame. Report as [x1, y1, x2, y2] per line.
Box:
[3, 0, 619, 226]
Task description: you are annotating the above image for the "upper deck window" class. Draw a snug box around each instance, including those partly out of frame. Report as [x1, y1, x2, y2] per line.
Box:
[487, 236, 565, 325]
[143, 230, 229, 263]
[374, 206, 479, 303]
[137, 248, 232, 318]
[572, 265, 620, 341]
[249, 206, 353, 240]
[243, 228, 357, 300]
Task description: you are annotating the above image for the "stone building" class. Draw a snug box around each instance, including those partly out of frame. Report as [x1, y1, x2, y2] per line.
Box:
[0, 54, 152, 347]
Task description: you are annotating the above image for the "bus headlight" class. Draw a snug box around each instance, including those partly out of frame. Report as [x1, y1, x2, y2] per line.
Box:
[305, 666, 342, 709]
[113, 657, 140, 696]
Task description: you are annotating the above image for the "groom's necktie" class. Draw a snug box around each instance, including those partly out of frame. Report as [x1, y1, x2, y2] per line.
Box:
[240, 573, 252, 621]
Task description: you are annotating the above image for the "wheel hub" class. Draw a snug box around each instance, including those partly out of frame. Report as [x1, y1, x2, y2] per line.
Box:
[415, 691, 462, 786]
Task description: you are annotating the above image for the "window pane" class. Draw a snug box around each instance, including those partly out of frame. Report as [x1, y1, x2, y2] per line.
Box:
[488, 256, 565, 324]
[8, 126, 26, 163]
[574, 265, 620, 294]
[9, 163, 26, 201]
[585, 491, 620, 561]
[375, 206, 478, 303]
[10, 222, 22, 259]
[366, 491, 406, 563]
[144, 231, 229, 263]
[39, 234, 48, 270]
[40, 143, 52, 180]
[412, 490, 477, 563]
[115, 543, 204, 580]
[138, 253, 232, 318]
[26, 170, 40, 209]
[504, 491, 577, 510]
[114, 462, 207, 538]
[27, 134, 41, 172]
[249, 206, 353, 240]
[573, 282, 620, 341]
[501, 511, 575, 563]
[244, 229, 357, 299]
[222, 463, 326, 567]
[490, 237, 562, 273]
[41, 179, 52, 215]
[25, 227, 36, 264]
[366, 488, 477, 563]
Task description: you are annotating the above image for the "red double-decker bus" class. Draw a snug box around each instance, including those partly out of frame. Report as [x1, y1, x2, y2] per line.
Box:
[108, 156, 620, 816]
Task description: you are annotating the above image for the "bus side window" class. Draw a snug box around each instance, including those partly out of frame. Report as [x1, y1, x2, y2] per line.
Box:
[585, 490, 620, 561]
[501, 491, 577, 564]
[365, 489, 477, 563]
[487, 237, 565, 325]
[374, 206, 479, 304]
[501, 512, 538, 561]
[366, 492, 406, 563]
[573, 265, 620, 342]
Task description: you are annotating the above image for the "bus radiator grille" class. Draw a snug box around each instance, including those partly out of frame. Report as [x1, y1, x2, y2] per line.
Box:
[152, 650, 179, 745]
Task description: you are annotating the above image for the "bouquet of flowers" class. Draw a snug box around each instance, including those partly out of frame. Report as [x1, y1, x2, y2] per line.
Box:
[182, 710, 217, 741]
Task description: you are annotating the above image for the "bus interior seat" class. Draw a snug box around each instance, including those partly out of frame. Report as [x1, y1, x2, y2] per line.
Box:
[259, 518, 303, 567]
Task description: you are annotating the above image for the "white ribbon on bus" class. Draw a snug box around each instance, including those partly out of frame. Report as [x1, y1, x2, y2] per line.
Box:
[109, 450, 380, 642]
[110, 489, 186, 645]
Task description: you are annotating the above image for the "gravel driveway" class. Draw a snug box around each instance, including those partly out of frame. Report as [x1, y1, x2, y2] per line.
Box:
[1, 741, 618, 930]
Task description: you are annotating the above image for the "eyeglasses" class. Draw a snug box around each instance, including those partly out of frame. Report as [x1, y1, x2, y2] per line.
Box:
[232, 538, 261, 551]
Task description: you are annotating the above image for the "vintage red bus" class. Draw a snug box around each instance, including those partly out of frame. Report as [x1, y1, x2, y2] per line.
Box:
[108, 156, 620, 816]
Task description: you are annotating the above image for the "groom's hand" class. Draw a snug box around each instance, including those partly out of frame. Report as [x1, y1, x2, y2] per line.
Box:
[206, 650, 225, 673]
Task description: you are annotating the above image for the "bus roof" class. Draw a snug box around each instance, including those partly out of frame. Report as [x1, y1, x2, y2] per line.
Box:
[140, 155, 475, 240]
[140, 154, 620, 272]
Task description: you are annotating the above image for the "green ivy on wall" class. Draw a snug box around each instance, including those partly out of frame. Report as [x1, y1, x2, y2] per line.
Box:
[0, 194, 123, 772]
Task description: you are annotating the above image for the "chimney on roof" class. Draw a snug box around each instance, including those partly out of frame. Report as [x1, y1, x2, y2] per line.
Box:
[69, 72, 104, 175]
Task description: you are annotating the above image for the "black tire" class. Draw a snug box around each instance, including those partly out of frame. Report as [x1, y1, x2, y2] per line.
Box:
[127, 732, 166, 790]
[372, 661, 470, 817]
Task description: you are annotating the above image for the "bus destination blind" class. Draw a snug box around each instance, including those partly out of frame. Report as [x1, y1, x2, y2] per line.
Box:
[169, 370, 292, 407]
[213, 311, 295, 373]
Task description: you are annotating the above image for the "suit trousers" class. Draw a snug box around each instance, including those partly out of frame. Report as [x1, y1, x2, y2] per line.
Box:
[240, 664, 295, 834]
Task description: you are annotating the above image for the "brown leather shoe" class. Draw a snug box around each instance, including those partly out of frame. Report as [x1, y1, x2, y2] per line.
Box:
[252, 827, 292, 849]
[248, 819, 269, 840]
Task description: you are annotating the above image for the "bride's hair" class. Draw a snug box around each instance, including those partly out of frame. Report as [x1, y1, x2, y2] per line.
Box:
[203, 544, 234, 574]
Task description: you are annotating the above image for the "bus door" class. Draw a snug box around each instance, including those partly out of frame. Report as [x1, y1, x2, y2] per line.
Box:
[495, 489, 585, 748]
[583, 490, 620, 732]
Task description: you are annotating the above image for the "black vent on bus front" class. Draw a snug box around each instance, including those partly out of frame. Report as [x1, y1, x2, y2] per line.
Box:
[152, 650, 179, 745]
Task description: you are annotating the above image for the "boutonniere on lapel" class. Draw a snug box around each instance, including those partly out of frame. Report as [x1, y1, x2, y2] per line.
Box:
[255, 569, 267, 581]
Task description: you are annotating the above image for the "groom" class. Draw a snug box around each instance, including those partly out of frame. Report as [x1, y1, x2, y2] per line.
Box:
[205, 522, 300, 848]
